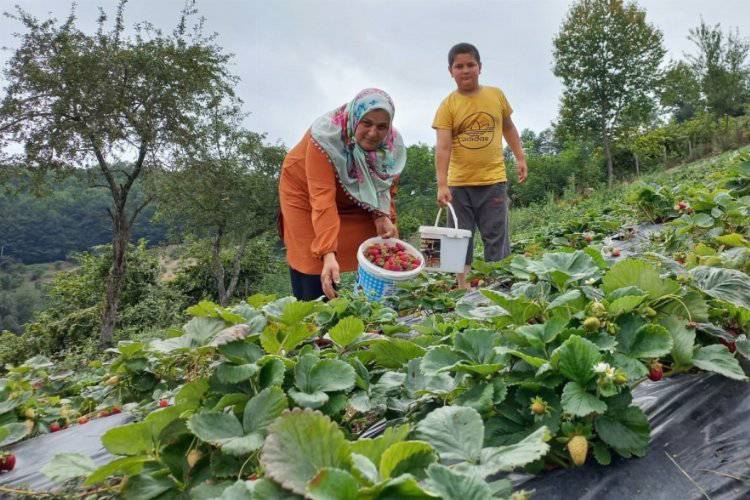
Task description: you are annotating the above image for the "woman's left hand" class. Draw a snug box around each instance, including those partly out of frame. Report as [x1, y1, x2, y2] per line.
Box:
[375, 216, 398, 239]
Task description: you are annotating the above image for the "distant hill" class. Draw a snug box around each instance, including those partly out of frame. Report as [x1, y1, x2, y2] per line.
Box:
[0, 172, 168, 264]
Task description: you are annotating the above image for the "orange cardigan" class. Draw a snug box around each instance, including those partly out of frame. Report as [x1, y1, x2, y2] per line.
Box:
[278, 132, 398, 275]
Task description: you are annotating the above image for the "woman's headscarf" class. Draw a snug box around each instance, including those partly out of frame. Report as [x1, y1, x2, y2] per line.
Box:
[310, 88, 406, 215]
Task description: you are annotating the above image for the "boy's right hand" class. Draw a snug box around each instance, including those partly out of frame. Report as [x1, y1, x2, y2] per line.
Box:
[437, 185, 452, 206]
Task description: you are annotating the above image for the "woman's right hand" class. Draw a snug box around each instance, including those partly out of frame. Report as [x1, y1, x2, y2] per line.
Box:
[321, 253, 340, 299]
[437, 185, 452, 206]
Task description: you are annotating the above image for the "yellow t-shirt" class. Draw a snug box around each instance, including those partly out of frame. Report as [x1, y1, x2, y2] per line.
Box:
[432, 86, 513, 186]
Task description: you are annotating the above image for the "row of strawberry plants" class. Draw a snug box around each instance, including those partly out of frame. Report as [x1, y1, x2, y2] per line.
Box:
[0, 151, 747, 498]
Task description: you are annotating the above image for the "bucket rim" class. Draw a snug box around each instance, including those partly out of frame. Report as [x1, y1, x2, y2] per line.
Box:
[357, 236, 424, 280]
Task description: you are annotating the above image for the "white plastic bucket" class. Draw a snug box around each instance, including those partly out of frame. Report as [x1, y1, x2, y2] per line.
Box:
[356, 237, 424, 301]
[418, 203, 472, 273]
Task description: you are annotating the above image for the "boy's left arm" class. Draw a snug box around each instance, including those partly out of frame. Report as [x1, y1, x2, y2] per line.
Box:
[502, 116, 527, 183]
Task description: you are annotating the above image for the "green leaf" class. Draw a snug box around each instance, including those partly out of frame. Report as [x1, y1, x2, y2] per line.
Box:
[329, 316, 365, 347]
[455, 382, 495, 413]
[421, 346, 462, 375]
[121, 473, 176, 500]
[259, 356, 287, 389]
[0, 422, 29, 447]
[561, 382, 607, 417]
[551, 335, 601, 385]
[379, 441, 437, 480]
[594, 406, 650, 457]
[423, 464, 493, 500]
[736, 335, 750, 359]
[416, 406, 483, 463]
[307, 468, 359, 500]
[454, 329, 500, 364]
[175, 378, 209, 410]
[183, 316, 226, 343]
[216, 363, 259, 384]
[280, 301, 316, 326]
[84, 456, 151, 485]
[616, 317, 673, 359]
[608, 295, 646, 316]
[351, 453, 379, 484]
[715, 233, 749, 247]
[690, 266, 750, 311]
[310, 359, 357, 393]
[187, 412, 243, 446]
[243, 386, 288, 435]
[359, 474, 437, 499]
[592, 441, 612, 465]
[218, 341, 264, 364]
[261, 409, 352, 496]
[692, 345, 748, 381]
[288, 389, 329, 409]
[371, 338, 426, 369]
[603, 259, 680, 299]
[41, 453, 96, 483]
[101, 422, 153, 456]
[477, 426, 551, 475]
[546, 289, 584, 311]
[659, 317, 695, 367]
[350, 424, 411, 467]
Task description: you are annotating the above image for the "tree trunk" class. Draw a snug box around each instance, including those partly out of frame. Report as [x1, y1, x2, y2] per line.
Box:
[687, 138, 693, 159]
[212, 228, 228, 306]
[100, 208, 131, 348]
[633, 152, 640, 177]
[603, 135, 614, 187]
[662, 145, 668, 164]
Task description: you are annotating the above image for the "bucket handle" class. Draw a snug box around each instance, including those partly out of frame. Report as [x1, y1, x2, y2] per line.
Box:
[434, 203, 459, 229]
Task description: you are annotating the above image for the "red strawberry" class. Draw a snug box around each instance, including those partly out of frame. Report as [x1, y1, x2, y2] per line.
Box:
[49, 422, 61, 432]
[111, 406, 122, 414]
[718, 338, 737, 353]
[648, 361, 663, 381]
[99, 409, 111, 418]
[159, 399, 169, 408]
[612, 248, 621, 257]
[470, 278, 480, 288]
[78, 417, 89, 424]
[313, 338, 333, 348]
[0, 454, 16, 472]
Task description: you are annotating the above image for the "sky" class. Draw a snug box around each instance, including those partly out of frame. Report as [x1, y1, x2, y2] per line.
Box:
[0, 0, 748, 147]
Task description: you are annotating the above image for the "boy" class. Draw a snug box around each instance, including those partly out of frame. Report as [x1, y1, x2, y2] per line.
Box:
[432, 42, 527, 288]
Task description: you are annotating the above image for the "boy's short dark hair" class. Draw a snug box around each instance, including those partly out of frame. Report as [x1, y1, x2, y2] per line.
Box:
[448, 43, 481, 67]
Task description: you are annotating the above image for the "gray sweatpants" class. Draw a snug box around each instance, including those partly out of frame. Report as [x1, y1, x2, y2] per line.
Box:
[449, 182, 510, 265]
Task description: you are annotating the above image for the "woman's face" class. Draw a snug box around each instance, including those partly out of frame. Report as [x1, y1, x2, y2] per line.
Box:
[354, 109, 391, 151]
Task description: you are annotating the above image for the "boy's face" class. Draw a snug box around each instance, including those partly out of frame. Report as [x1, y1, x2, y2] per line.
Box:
[450, 53, 481, 92]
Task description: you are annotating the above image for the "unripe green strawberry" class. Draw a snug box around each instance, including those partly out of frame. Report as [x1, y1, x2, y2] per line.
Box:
[567, 435, 588, 466]
[590, 301, 606, 317]
[614, 372, 628, 385]
[643, 307, 657, 318]
[583, 316, 601, 332]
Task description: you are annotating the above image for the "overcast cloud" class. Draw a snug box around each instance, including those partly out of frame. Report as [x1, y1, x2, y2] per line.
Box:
[1, 0, 748, 148]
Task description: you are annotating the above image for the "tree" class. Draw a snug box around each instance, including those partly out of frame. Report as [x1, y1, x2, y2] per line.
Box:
[660, 61, 703, 122]
[553, 0, 665, 186]
[155, 108, 284, 306]
[0, 2, 235, 346]
[687, 20, 750, 118]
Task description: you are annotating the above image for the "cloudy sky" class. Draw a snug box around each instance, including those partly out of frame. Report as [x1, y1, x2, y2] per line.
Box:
[1, 0, 748, 147]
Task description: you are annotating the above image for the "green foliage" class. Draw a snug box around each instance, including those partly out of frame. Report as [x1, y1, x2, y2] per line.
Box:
[0, 171, 168, 264]
[554, 0, 666, 184]
[19, 241, 190, 355]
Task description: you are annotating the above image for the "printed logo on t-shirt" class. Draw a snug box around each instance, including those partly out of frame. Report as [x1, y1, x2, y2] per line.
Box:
[457, 112, 495, 149]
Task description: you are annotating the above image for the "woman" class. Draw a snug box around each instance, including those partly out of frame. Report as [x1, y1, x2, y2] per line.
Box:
[278, 88, 406, 300]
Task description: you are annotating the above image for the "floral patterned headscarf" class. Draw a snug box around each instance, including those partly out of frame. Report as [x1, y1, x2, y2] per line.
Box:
[310, 88, 406, 215]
